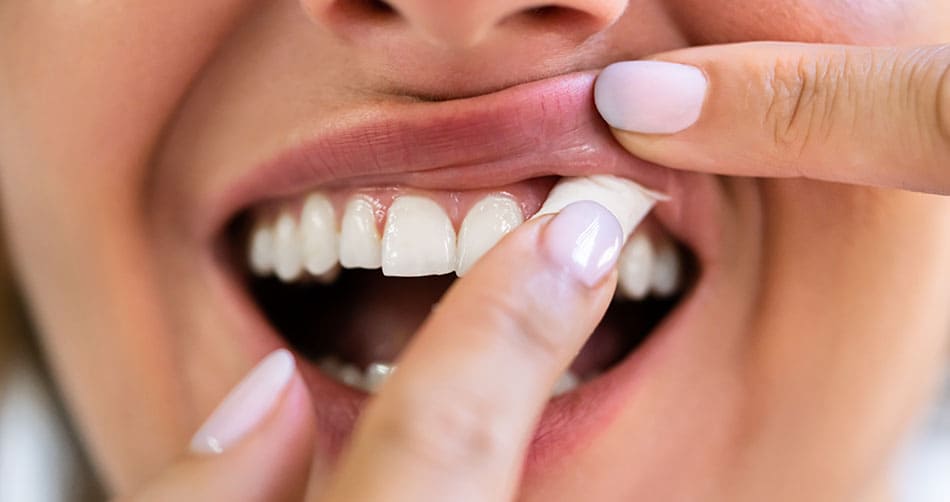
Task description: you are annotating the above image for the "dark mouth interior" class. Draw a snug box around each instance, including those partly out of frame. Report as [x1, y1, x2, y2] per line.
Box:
[230, 213, 697, 381]
[248, 270, 683, 376]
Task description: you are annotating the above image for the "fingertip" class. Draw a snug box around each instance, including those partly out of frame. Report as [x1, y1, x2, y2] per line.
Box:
[595, 60, 707, 135]
[189, 349, 297, 455]
[541, 200, 624, 288]
[134, 353, 316, 502]
[218, 369, 317, 500]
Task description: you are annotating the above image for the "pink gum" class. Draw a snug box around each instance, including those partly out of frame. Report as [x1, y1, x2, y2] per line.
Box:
[257, 177, 558, 233]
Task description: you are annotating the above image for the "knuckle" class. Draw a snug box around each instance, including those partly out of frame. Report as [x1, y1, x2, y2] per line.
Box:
[377, 386, 505, 467]
[933, 49, 950, 155]
[888, 46, 950, 164]
[761, 52, 847, 163]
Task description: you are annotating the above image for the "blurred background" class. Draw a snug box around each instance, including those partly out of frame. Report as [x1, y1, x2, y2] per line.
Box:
[0, 229, 102, 501]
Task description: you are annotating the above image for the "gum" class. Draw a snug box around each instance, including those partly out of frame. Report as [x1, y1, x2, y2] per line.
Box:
[252, 176, 559, 233]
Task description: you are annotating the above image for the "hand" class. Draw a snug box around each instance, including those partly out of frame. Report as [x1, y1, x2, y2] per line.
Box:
[593, 43, 950, 194]
[121, 201, 624, 501]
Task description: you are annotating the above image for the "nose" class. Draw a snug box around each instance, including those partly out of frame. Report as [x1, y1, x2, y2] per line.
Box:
[308, 0, 627, 49]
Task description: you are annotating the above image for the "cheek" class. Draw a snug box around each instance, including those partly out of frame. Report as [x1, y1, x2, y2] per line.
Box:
[0, 0, 257, 490]
[714, 182, 950, 496]
[756, 181, 950, 412]
[665, 0, 928, 45]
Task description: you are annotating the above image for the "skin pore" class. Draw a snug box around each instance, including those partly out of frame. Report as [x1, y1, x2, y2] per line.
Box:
[1, 1, 950, 500]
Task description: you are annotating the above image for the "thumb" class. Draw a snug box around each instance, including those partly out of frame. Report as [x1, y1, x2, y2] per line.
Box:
[121, 349, 316, 501]
[594, 43, 950, 194]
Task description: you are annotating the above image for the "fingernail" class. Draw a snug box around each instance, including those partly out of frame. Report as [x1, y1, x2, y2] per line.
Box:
[190, 349, 296, 454]
[543, 201, 623, 287]
[594, 61, 707, 134]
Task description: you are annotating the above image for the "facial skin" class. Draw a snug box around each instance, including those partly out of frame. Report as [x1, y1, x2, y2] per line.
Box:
[1, 0, 950, 500]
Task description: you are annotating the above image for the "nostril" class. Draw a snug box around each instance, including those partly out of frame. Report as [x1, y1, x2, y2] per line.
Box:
[518, 5, 605, 34]
[325, 0, 400, 25]
[527, 5, 568, 18]
[486, 4, 613, 44]
[364, 0, 395, 14]
[309, 0, 626, 49]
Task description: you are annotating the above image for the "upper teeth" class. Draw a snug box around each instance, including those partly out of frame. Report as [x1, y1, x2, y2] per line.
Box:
[649, 236, 682, 297]
[456, 194, 524, 276]
[615, 230, 683, 300]
[339, 196, 382, 269]
[300, 194, 339, 276]
[616, 232, 653, 300]
[248, 175, 676, 288]
[249, 221, 274, 276]
[381, 195, 458, 277]
[273, 211, 304, 281]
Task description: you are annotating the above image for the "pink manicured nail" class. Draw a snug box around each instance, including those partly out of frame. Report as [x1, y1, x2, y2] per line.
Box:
[543, 201, 623, 287]
[190, 349, 296, 454]
[594, 61, 707, 134]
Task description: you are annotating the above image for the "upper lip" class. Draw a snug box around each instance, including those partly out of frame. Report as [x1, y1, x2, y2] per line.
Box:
[206, 70, 685, 240]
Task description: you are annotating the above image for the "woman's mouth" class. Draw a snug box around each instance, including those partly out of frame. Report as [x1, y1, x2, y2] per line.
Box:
[235, 175, 691, 396]
[205, 70, 723, 459]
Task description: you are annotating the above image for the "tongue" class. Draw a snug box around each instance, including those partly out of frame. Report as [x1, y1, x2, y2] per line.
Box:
[252, 269, 448, 366]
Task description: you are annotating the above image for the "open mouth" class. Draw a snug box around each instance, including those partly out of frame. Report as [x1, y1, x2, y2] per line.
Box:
[229, 175, 695, 396]
[205, 70, 720, 456]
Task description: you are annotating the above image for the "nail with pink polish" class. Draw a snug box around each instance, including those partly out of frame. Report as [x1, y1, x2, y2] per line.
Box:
[190, 349, 296, 454]
[594, 61, 707, 134]
[543, 201, 623, 287]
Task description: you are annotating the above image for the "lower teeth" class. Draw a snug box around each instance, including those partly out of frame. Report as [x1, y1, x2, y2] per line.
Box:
[318, 357, 386, 393]
[318, 356, 581, 397]
[363, 362, 396, 392]
[551, 371, 581, 397]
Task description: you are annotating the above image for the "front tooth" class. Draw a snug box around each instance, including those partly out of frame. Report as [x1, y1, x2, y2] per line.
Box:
[273, 211, 304, 281]
[248, 221, 274, 276]
[551, 371, 580, 397]
[650, 237, 682, 297]
[300, 193, 339, 275]
[617, 232, 655, 300]
[382, 196, 457, 277]
[456, 195, 523, 276]
[363, 362, 396, 393]
[534, 175, 659, 238]
[339, 196, 382, 269]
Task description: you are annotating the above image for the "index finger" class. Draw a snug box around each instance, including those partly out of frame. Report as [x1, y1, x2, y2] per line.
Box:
[594, 42, 950, 194]
[320, 201, 625, 502]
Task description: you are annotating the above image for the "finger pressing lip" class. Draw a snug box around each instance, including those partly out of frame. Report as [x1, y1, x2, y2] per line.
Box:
[594, 43, 950, 194]
[321, 201, 625, 502]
